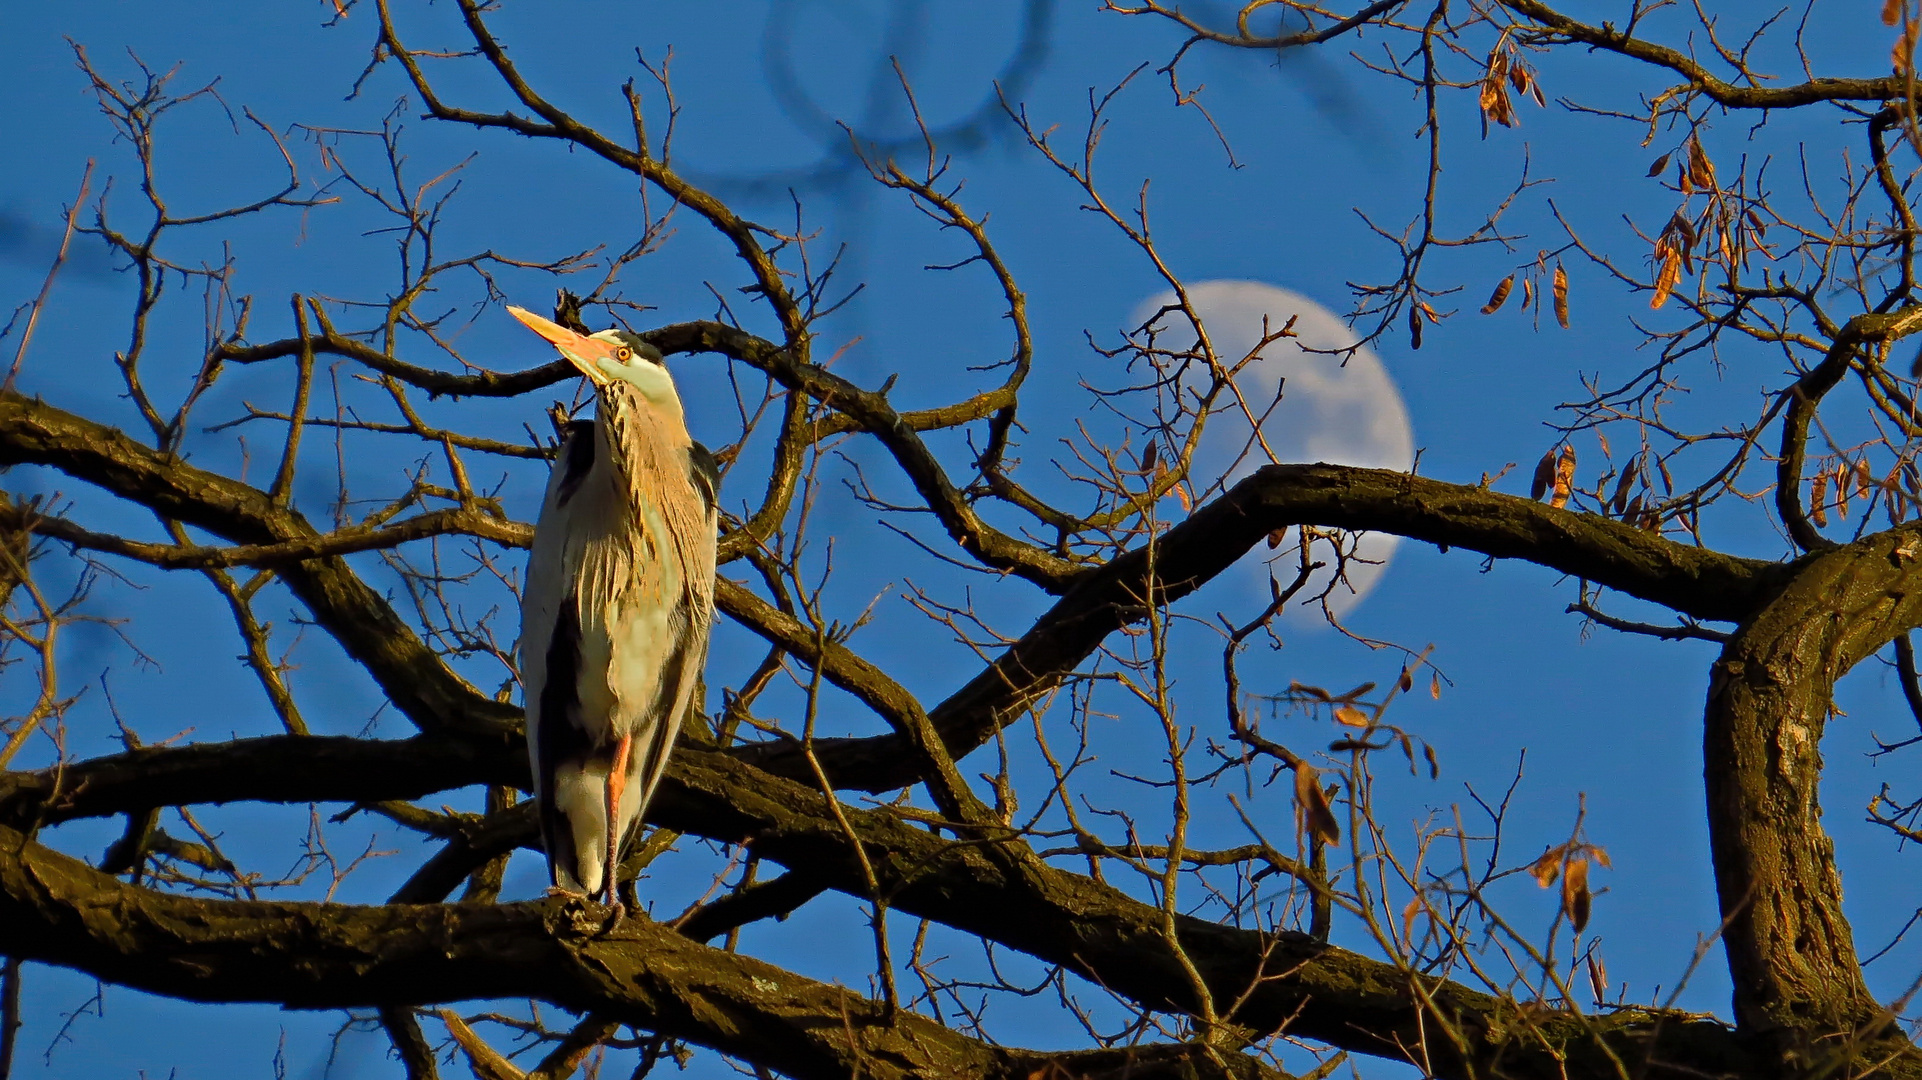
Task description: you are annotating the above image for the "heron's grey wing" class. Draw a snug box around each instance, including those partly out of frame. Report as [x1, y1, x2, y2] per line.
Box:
[522, 420, 599, 890]
[521, 421, 597, 716]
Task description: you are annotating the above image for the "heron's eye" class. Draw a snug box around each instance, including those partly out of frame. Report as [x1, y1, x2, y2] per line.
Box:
[616, 346, 633, 363]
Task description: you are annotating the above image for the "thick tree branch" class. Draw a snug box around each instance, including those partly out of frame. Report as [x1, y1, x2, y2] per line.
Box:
[0, 822, 1284, 1080]
[1778, 308, 1922, 551]
[0, 733, 1757, 1080]
[1500, 0, 1907, 109]
[752, 463, 1789, 792]
[1704, 527, 1922, 1059]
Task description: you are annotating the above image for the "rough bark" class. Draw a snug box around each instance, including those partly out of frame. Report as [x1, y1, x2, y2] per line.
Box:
[0, 823, 1288, 1080]
[1705, 528, 1922, 1065]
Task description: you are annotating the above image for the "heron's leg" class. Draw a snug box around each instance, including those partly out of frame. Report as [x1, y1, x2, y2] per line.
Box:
[603, 733, 633, 908]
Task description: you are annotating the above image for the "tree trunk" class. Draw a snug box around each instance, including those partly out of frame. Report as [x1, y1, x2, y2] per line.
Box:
[1704, 531, 1922, 1068]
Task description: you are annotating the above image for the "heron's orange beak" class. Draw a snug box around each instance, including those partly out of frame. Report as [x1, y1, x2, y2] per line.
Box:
[507, 305, 619, 382]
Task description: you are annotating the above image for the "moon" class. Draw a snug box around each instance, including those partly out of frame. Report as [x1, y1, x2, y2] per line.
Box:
[1128, 281, 1415, 618]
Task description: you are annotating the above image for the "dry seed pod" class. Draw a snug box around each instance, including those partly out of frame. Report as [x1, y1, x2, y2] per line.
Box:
[1294, 763, 1340, 845]
[1408, 305, 1424, 350]
[1672, 211, 1697, 248]
[1139, 439, 1158, 473]
[1646, 150, 1672, 178]
[1424, 742, 1440, 778]
[1335, 705, 1371, 728]
[1482, 275, 1515, 314]
[1652, 245, 1683, 310]
[1398, 667, 1414, 693]
[1552, 263, 1571, 328]
[1812, 472, 1830, 527]
[1530, 447, 1558, 501]
[1887, 0, 1903, 25]
[1611, 455, 1639, 513]
[1687, 138, 1716, 191]
[1480, 51, 1517, 127]
[1587, 953, 1609, 1003]
[1418, 300, 1441, 323]
[1510, 61, 1528, 94]
[1857, 459, 1876, 499]
[1550, 443, 1577, 509]
[1520, 276, 1534, 310]
[1563, 857, 1593, 934]
[1835, 463, 1852, 519]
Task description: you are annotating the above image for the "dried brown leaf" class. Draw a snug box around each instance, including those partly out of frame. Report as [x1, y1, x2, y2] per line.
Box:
[1888, 0, 1905, 26]
[1267, 527, 1289, 550]
[1550, 443, 1576, 509]
[1139, 440, 1158, 473]
[1430, 672, 1442, 700]
[1563, 857, 1593, 934]
[1295, 763, 1341, 845]
[1402, 894, 1424, 949]
[1334, 705, 1371, 728]
[1528, 847, 1564, 888]
[1646, 151, 1672, 178]
[1424, 742, 1440, 778]
[1812, 471, 1830, 527]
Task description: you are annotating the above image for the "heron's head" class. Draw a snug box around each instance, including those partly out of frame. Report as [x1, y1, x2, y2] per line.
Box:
[507, 305, 678, 412]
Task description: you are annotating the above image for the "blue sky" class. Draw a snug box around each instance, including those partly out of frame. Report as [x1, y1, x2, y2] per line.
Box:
[0, 2, 1910, 1078]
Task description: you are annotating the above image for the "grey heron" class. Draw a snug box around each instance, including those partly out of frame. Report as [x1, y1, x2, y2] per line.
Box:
[510, 305, 719, 907]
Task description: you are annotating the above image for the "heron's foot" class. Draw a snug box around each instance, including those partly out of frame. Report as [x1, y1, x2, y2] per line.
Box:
[600, 900, 627, 931]
[597, 886, 626, 930]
